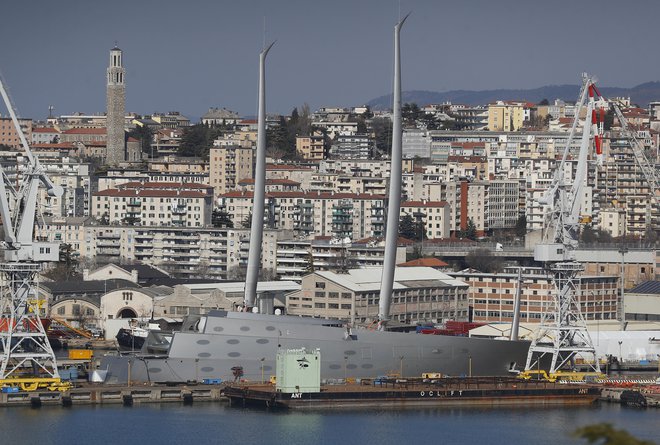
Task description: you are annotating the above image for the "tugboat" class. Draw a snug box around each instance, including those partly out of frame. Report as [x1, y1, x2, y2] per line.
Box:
[116, 320, 159, 351]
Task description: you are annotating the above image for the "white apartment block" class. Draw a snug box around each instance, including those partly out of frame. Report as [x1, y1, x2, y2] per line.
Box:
[276, 238, 407, 282]
[402, 128, 431, 158]
[400, 200, 451, 239]
[487, 180, 521, 229]
[35, 219, 282, 280]
[32, 127, 60, 145]
[0, 151, 91, 218]
[218, 191, 388, 240]
[92, 182, 213, 227]
[330, 133, 374, 159]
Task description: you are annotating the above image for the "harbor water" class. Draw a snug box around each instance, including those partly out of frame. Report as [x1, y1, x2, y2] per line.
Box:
[0, 402, 657, 445]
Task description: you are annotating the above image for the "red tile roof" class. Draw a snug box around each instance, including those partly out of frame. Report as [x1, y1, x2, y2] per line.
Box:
[31, 143, 76, 149]
[94, 189, 208, 198]
[32, 127, 59, 133]
[62, 127, 106, 134]
[220, 190, 387, 200]
[398, 257, 449, 267]
[447, 155, 487, 163]
[238, 178, 301, 186]
[118, 181, 212, 190]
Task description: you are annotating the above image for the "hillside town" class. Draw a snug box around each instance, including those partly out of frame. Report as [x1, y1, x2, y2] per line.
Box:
[1, 47, 659, 342]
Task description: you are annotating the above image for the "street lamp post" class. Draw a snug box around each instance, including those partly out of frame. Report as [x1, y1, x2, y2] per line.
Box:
[618, 340, 623, 363]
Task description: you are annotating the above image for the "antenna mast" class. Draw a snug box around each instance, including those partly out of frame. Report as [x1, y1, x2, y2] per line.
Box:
[243, 41, 275, 311]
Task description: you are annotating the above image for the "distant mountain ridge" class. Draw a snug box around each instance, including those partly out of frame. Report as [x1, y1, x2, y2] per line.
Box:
[366, 81, 660, 110]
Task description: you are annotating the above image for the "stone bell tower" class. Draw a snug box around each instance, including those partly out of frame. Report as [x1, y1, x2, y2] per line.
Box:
[106, 46, 126, 165]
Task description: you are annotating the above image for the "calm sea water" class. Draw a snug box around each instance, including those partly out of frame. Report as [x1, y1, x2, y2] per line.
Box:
[0, 402, 656, 445]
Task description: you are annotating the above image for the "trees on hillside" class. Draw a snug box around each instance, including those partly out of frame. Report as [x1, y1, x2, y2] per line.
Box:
[127, 125, 153, 156]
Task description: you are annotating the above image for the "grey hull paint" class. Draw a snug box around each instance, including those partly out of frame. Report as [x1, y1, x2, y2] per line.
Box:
[100, 311, 530, 384]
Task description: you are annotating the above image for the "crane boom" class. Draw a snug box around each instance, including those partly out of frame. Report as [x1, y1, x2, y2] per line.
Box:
[610, 103, 660, 203]
[0, 75, 62, 261]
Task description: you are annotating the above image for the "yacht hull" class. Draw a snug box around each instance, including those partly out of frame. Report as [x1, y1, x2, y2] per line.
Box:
[100, 311, 529, 384]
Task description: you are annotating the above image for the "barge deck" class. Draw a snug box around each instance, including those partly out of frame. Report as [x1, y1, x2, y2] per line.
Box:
[224, 377, 601, 410]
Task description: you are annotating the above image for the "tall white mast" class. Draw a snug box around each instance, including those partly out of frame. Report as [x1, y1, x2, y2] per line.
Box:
[243, 42, 275, 310]
[378, 14, 409, 329]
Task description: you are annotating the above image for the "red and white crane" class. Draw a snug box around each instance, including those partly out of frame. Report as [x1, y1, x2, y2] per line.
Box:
[526, 74, 603, 376]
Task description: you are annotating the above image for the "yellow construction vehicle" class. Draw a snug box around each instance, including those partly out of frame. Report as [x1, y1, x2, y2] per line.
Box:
[1, 377, 72, 392]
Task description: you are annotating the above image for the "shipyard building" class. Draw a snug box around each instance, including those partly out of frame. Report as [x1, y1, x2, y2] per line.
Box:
[286, 266, 469, 325]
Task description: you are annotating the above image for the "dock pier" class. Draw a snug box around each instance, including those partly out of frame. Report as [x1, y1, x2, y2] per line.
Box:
[0, 384, 225, 407]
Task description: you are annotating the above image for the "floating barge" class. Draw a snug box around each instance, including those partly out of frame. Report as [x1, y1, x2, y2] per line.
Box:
[224, 377, 601, 410]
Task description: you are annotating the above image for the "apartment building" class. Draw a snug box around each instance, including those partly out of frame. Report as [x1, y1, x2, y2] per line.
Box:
[402, 128, 430, 158]
[59, 127, 106, 143]
[266, 164, 317, 190]
[209, 145, 254, 196]
[330, 133, 374, 159]
[201, 107, 240, 126]
[91, 181, 213, 227]
[449, 105, 488, 130]
[218, 190, 388, 241]
[35, 219, 282, 280]
[487, 180, 522, 229]
[596, 134, 659, 237]
[0, 151, 92, 218]
[286, 267, 469, 325]
[32, 127, 60, 145]
[296, 131, 326, 160]
[487, 101, 530, 132]
[0, 116, 32, 149]
[276, 238, 407, 282]
[150, 112, 191, 129]
[400, 200, 451, 239]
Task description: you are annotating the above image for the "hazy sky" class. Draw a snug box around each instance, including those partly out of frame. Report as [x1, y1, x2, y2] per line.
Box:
[1, 0, 658, 120]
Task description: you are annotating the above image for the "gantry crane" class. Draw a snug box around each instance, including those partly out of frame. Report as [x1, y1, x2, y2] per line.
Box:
[0, 74, 69, 391]
[525, 74, 603, 377]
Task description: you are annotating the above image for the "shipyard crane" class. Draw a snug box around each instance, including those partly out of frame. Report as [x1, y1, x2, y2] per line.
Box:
[525, 74, 604, 377]
[0, 74, 68, 391]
